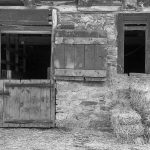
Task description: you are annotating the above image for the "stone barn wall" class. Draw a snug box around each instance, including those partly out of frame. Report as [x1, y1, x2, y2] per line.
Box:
[54, 10, 130, 130]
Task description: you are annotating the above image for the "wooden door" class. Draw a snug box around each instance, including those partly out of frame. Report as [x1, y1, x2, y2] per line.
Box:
[2, 80, 55, 128]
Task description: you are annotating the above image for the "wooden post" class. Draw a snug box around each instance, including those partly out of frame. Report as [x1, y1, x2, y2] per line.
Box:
[6, 34, 10, 71]
[50, 8, 57, 127]
[23, 41, 26, 74]
[15, 35, 19, 73]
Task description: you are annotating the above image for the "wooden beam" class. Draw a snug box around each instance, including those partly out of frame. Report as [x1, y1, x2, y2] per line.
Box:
[55, 69, 107, 77]
[0, 9, 50, 25]
[1, 26, 51, 34]
[55, 37, 107, 45]
[55, 29, 107, 38]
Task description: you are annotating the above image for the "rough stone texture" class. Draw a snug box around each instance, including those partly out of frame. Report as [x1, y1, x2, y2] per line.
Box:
[56, 12, 118, 76]
[56, 74, 130, 130]
[55, 12, 125, 130]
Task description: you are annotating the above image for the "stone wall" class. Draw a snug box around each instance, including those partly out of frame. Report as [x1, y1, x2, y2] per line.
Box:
[55, 11, 123, 130]
[55, 74, 130, 130]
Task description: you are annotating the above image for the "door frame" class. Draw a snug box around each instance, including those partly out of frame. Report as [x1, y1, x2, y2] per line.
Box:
[117, 13, 150, 74]
[0, 27, 56, 128]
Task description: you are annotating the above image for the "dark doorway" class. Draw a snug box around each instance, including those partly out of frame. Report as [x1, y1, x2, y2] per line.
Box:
[1, 34, 51, 79]
[124, 30, 145, 74]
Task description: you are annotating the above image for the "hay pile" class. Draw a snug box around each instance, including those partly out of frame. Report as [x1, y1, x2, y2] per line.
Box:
[111, 105, 144, 144]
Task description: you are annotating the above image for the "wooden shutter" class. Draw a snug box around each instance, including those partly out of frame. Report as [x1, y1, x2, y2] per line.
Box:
[54, 29, 107, 81]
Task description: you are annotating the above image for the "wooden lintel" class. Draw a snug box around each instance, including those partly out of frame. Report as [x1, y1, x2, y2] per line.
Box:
[55, 37, 107, 44]
[78, 6, 121, 12]
[55, 69, 107, 77]
[55, 29, 107, 38]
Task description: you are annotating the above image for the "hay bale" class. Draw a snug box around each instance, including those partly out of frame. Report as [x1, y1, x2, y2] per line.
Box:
[111, 106, 141, 125]
[111, 109, 141, 125]
[113, 123, 144, 139]
[110, 106, 144, 141]
[134, 137, 145, 145]
[130, 89, 150, 115]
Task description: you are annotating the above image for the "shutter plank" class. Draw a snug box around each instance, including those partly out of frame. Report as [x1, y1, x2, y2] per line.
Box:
[74, 45, 84, 69]
[95, 45, 107, 70]
[64, 45, 75, 69]
[85, 45, 95, 69]
[54, 45, 65, 69]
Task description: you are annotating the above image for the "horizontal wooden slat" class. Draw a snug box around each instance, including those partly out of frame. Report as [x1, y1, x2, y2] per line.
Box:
[55, 69, 106, 77]
[78, 6, 121, 11]
[1, 26, 51, 34]
[54, 76, 84, 81]
[55, 29, 107, 38]
[5, 83, 51, 88]
[55, 37, 107, 44]
[0, 8, 49, 25]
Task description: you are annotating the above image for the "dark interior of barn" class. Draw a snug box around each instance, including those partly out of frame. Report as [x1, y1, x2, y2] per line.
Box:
[124, 30, 145, 74]
[1, 33, 51, 79]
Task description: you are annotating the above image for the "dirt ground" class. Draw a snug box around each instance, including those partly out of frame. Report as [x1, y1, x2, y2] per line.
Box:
[0, 127, 150, 150]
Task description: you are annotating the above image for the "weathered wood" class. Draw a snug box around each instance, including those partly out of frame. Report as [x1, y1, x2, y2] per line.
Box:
[3, 80, 54, 127]
[0, 0, 24, 6]
[1, 26, 51, 34]
[85, 77, 107, 82]
[0, 8, 49, 25]
[55, 69, 107, 77]
[78, 6, 121, 11]
[74, 45, 85, 69]
[64, 45, 75, 69]
[6, 34, 10, 71]
[54, 45, 65, 68]
[55, 37, 107, 44]
[54, 76, 84, 81]
[78, 0, 122, 6]
[95, 45, 107, 70]
[5, 83, 51, 88]
[4, 80, 20, 122]
[55, 29, 107, 38]
[85, 45, 95, 69]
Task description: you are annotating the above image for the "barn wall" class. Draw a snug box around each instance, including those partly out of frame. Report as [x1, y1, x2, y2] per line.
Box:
[54, 11, 129, 129]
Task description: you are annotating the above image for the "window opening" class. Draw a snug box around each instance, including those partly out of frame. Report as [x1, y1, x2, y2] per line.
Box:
[1, 33, 51, 79]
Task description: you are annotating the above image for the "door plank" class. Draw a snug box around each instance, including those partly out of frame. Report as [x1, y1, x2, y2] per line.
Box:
[54, 45, 65, 69]
[64, 45, 75, 69]
[85, 45, 95, 69]
[19, 80, 30, 121]
[95, 45, 107, 70]
[74, 45, 84, 69]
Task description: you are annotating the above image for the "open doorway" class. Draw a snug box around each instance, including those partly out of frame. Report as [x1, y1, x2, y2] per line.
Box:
[124, 30, 145, 74]
[1, 33, 51, 79]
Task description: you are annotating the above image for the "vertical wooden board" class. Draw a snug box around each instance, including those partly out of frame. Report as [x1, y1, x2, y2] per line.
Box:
[4, 80, 20, 121]
[0, 80, 4, 123]
[50, 83, 55, 127]
[19, 80, 30, 121]
[40, 86, 50, 121]
[29, 81, 41, 121]
[74, 45, 85, 69]
[85, 45, 95, 70]
[94, 45, 107, 70]
[54, 44, 65, 69]
[64, 45, 75, 69]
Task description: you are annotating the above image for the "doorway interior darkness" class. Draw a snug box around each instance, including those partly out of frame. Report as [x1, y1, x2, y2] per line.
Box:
[1, 33, 51, 79]
[124, 30, 145, 74]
